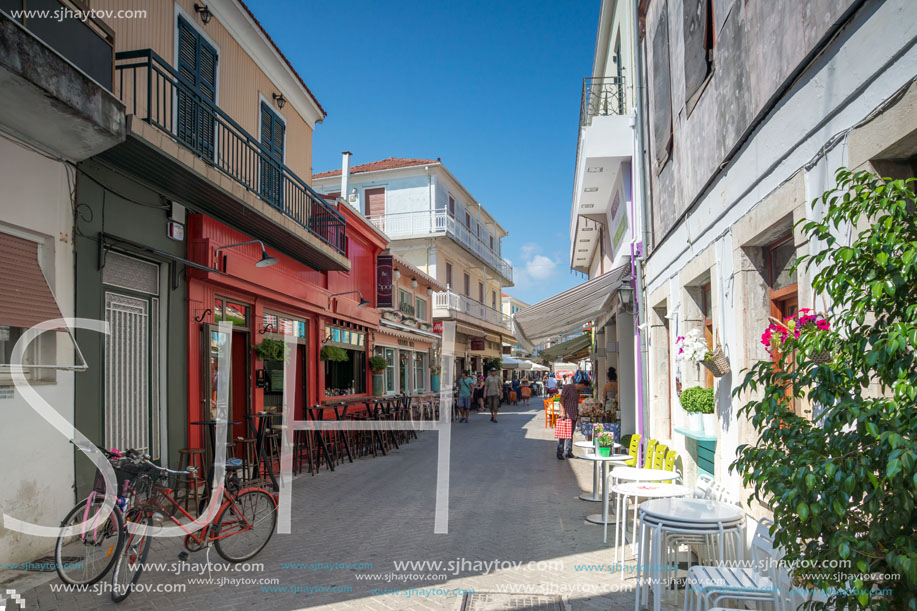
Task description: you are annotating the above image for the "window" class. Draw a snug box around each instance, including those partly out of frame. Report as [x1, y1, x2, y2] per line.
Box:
[177, 16, 217, 160]
[491, 291, 497, 310]
[702, 283, 713, 388]
[650, 8, 673, 166]
[415, 296, 427, 320]
[766, 234, 799, 412]
[478, 282, 484, 303]
[489, 235, 494, 250]
[399, 289, 414, 315]
[413, 352, 426, 392]
[375, 347, 397, 394]
[214, 299, 249, 328]
[365, 187, 386, 217]
[446, 262, 453, 289]
[465, 211, 470, 228]
[448, 195, 455, 216]
[683, 0, 715, 109]
[259, 102, 285, 206]
[324, 350, 365, 396]
[464, 273, 470, 296]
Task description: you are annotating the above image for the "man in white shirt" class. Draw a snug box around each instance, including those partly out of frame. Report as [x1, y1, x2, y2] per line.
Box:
[484, 368, 502, 423]
[546, 373, 558, 396]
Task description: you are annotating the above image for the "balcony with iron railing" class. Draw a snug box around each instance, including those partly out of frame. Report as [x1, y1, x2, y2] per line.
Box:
[433, 290, 513, 334]
[367, 210, 513, 283]
[113, 49, 345, 255]
[579, 76, 626, 127]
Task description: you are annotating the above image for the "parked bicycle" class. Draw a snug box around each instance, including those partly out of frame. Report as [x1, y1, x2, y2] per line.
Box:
[108, 454, 277, 602]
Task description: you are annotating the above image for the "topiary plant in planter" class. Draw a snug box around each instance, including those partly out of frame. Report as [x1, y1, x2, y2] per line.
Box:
[680, 386, 714, 434]
[253, 338, 289, 362]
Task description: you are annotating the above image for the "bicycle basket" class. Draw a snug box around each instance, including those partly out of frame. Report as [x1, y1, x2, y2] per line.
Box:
[92, 459, 159, 500]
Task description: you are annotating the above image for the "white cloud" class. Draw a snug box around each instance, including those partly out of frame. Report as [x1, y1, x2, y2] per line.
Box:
[526, 254, 556, 280]
[520, 243, 539, 259]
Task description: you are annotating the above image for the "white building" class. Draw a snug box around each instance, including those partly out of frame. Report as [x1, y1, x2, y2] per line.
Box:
[0, 9, 124, 562]
[314, 156, 515, 375]
[515, 0, 644, 438]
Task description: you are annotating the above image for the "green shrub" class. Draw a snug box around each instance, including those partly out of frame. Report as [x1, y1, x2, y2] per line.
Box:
[369, 355, 387, 373]
[680, 386, 714, 414]
[319, 345, 348, 362]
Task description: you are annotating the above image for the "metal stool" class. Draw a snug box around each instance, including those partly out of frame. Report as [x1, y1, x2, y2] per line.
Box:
[235, 438, 258, 481]
[177, 448, 205, 512]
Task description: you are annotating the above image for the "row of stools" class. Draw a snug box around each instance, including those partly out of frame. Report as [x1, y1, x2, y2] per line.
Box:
[174, 395, 442, 513]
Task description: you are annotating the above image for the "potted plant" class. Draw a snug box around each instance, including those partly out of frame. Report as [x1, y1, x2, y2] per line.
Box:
[596, 430, 615, 457]
[253, 338, 289, 362]
[675, 328, 730, 377]
[430, 363, 441, 392]
[680, 386, 715, 434]
[319, 345, 348, 362]
[369, 355, 387, 396]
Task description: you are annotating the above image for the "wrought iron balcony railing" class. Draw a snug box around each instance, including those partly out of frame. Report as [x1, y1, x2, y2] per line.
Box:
[433, 290, 513, 333]
[580, 76, 626, 126]
[367, 210, 513, 283]
[114, 49, 345, 254]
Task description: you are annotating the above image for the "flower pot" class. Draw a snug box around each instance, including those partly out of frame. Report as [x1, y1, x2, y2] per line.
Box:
[372, 373, 384, 396]
[686, 412, 703, 432]
[598, 446, 611, 457]
[431, 374, 440, 392]
[701, 413, 717, 437]
[701, 352, 731, 377]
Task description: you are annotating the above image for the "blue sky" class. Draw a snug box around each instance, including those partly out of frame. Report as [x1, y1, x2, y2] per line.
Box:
[247, 0, 599, 305]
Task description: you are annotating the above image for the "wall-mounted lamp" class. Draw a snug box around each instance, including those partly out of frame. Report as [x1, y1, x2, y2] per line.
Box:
[329, 290, 369, 308]
[393, 269, 401, 282]
[411, 278, 418, 289]
[426, 287, 433, 296]
[618, 286, 633, 307]
[214, 240, 278, 271]
[272, 92, 286, 109]
[194, 3, 212, 24]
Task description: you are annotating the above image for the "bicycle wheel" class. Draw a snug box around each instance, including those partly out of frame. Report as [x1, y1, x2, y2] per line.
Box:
[213, 489, 276, 562]
[55, 496, 124, 586]
[110, 508, 153, 602]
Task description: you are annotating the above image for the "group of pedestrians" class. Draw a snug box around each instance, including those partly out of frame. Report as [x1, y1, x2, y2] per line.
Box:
[455, 368, 503, 423]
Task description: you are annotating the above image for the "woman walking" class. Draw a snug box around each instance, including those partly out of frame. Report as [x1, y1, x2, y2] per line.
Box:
[473, 374, 485, 412]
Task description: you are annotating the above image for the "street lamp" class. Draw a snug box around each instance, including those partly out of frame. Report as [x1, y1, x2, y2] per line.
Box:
[214, 240, 278, 271]
[328, 290, 370, 307]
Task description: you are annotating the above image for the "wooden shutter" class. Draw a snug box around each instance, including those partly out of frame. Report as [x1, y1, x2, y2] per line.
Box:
[464, 273, 470, 296]
[176, 16, 217, 159]
[446, 262, 453, 288]
[366, 187, 386, 217]
[478, 282, 484, 303]
[0, 233, 63, 329]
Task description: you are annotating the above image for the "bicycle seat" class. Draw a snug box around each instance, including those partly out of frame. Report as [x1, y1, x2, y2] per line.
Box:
[219, 458, 244, 471]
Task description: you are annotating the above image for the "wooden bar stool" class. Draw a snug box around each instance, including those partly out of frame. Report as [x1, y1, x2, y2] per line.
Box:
[235, 438, 258, 481]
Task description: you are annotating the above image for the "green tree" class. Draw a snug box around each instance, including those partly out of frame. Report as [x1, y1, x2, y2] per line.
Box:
[731, 169, 917, 610]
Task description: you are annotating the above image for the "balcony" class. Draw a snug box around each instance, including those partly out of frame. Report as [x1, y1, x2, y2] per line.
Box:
[434, 290, 513, 334]
[571, 76, 634, 274]
[367, 210, 513, 284]
[579, 76, 626, 126]
[0, 9, 124, 161]
[109, 49, 347, 266]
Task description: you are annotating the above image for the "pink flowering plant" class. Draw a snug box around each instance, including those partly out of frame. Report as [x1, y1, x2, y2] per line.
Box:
[761, 309, 831, 358]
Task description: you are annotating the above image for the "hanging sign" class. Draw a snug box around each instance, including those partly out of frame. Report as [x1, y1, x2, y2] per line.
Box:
[470, 337, 485, 351]
[433, 321, 443, 334]
[377, 255, 393, 308]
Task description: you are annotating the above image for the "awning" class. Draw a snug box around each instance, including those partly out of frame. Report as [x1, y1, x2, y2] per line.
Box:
[540, 334, 592, 362]
[514, 264, 629, 348]
[379, 318, 440, 341]
[503, 356, 532, 370]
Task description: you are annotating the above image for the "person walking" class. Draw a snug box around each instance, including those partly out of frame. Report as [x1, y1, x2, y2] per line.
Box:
[603, 367, 618, 421]
[556, 380, 580, 459]
[546, 372, 558, 396]
[510, 375, 521, 405]
[484, 368, 502, 422]
[456, 369, 473, 423]
[473, 374, 485, 412]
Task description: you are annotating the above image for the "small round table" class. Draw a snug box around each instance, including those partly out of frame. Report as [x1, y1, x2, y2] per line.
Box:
[575, 453, 631, 520]
[610, 481, 691, 553]
[575, 442, 624, 501]
[635, 498, 745, 611]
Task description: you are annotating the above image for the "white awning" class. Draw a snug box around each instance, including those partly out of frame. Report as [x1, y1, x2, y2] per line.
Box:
[503, 356, 532, 370]
[514, 264, 629, 348]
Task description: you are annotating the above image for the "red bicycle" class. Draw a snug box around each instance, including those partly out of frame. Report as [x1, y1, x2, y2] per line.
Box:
[109, 456, 277, 602]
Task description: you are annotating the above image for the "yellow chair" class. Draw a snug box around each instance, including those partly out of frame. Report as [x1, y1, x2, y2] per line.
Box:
[544, 399, 553, 428]
[663, 449, 680, 483]
[653, 443, 668, 470]
[644, 439, 658, 469]
[625, 434, 642, 467]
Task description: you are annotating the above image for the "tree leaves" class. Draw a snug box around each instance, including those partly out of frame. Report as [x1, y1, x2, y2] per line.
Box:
[730, 170, 917, 611]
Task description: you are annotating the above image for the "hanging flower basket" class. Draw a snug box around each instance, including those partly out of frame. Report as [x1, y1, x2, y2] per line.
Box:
[701, 331, 731, 377]
[762, 310, 832, 363]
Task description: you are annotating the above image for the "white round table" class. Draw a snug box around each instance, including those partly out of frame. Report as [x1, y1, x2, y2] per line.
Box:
[635, 498, 745, 611]
[575, 453, 631, 521]
[610, 482, 691, 558]
[575, 442, 624, 501]
[602, 467, 679, 539]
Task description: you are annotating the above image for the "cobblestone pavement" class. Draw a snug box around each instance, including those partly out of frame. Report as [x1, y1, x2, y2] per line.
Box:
[24, 404, 639, 610]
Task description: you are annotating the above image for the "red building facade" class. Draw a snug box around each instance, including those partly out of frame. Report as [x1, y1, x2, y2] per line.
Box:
[184, 204, 387, 449]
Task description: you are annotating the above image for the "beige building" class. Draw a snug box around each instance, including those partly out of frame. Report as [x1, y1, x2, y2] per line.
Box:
[314, 157, 515, 376]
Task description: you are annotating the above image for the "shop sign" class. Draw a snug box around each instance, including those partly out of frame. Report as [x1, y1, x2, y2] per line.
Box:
[398, 339, 414, 347]
[433, 321, 443, 334]
[470, 337, 485, 351]
[377, 254, 393, 308]
[502, 345, 511, 354]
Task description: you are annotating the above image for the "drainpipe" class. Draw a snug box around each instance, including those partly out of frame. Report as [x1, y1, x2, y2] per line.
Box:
[631, 0, 651, 460]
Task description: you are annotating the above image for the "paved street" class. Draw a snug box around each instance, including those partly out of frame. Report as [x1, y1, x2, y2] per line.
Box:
[27, 404, 634, 610]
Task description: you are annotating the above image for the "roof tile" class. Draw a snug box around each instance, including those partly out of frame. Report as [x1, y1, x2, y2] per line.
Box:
[314, 157, 439, 179]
